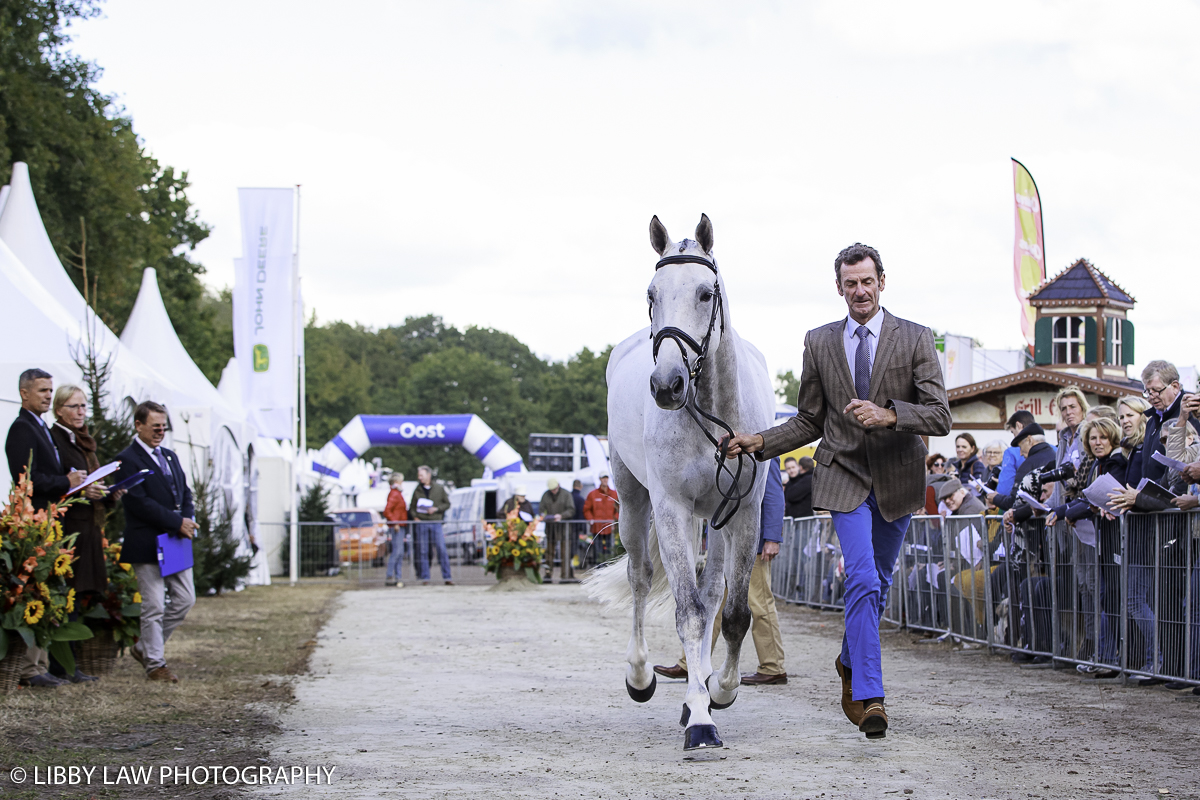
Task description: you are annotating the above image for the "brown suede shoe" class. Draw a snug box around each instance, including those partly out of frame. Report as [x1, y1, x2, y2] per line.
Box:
[859, 702, 888, 739]
[835, 657, 863, 725]
[653, 664, 687, 679]
[146, 666, 178, 683]
[740, 672, 787, 685]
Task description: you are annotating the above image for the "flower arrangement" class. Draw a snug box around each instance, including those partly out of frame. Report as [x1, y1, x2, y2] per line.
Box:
[77, 540, 142, 653]
[0, 471, 93, 671]
[484, 510, 544, 583]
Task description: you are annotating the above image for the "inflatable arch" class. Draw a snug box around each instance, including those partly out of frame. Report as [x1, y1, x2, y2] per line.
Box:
[311, 414, 526, 478]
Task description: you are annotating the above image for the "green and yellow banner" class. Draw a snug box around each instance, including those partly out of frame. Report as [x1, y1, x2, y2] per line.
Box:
[1012, 159, 1045, 349]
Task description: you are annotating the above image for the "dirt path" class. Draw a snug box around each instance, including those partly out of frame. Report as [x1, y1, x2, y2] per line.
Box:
[252, 584, 1198, 800]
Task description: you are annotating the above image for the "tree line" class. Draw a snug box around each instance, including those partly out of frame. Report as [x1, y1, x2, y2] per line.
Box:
[305, 314, 611, 486]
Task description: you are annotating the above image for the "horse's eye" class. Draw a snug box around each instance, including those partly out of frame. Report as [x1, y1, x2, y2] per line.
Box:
[699, 291, 713, 303]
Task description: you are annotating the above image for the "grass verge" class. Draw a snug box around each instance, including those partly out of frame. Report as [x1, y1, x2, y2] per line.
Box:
[0, 582, 342, 799]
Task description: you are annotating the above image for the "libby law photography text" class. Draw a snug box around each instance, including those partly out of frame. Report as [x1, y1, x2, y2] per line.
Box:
[10, 764, 338, 787]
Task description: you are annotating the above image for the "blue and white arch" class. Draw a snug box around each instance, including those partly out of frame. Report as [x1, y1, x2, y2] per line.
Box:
[311, 414, 526, 479]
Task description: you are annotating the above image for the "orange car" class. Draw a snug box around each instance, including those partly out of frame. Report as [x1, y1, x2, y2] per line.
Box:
[330, 508, 391, 565]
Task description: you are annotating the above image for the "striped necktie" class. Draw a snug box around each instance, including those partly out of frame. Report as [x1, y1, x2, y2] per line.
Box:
[854, 325, 872, 401]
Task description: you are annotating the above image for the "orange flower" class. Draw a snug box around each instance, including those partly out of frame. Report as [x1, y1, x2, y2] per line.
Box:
[21, 557, 37, 574]
[34, 546, 45, 557]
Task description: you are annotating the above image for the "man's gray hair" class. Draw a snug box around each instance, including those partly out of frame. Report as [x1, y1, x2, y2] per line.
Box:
[18, 368, 52, 391]
[417, 465, 432, 475]
[1027, 434, 1046, 445]
[1141, 359, 1179, 387]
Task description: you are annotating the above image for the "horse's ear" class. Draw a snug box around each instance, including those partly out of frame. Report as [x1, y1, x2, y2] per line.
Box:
[649, 215, 671, 257]
[695, 213, 714, 254]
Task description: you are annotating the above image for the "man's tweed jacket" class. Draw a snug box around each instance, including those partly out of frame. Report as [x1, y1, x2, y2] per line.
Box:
[759, 310, 951, 522]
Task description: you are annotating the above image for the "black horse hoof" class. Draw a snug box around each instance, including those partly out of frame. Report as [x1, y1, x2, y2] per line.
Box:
[626, 674, 656, 703]
[683, 724, 723, 750]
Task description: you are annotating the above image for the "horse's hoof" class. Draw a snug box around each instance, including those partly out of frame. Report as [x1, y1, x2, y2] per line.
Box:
[683, 724, 723, 750]
[626, 674, 656, 703]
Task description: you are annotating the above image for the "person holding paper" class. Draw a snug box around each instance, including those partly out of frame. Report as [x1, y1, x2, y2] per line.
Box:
[1046, 417, 1127, 673]
[114, 401, 196, 683]
[410, 465, 452, 585]
[48, 384, 129, 684]
[4, 368, 87, 689]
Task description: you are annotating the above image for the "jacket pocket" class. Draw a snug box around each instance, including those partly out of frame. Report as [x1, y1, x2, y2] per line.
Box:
[814, 446, 834, 467]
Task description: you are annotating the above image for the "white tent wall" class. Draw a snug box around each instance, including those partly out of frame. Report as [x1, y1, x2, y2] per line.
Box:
[253, 437, 292, 576]
[0, 162, 183, 456]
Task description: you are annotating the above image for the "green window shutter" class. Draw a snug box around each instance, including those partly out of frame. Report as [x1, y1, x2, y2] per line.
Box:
[1122, 320, 1135, 366]
[1084, 317, 1097, 364]
[1104, 317, 1114, 365]
[1034, 317, 1052, 365]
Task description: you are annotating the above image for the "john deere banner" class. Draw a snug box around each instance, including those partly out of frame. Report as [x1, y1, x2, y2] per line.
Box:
[1012, 159, 1045, 349]
[234, 188, 295, 440]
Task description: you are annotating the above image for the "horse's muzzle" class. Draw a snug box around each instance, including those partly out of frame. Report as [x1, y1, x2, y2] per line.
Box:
[650, 368, 687, 410]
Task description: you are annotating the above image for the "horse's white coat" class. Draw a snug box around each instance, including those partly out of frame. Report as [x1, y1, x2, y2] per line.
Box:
[586, 216, 774, 745]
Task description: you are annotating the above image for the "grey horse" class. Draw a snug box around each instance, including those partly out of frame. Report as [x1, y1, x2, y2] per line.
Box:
[585, 214, 774, 750]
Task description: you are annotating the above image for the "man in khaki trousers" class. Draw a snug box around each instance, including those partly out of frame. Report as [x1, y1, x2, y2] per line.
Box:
[654, 466, 787, 683]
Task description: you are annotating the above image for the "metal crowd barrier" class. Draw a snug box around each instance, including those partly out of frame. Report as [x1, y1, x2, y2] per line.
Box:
[773, 510, 1200, 686]
[259, 518, 619, 584]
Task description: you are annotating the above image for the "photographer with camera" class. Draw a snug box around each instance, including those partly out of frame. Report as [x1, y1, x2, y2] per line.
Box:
[989, 423, 1056, 660]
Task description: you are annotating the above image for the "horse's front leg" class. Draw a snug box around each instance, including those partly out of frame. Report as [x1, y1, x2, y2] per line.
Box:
[711, 512, 759, 707]
[696, 522, 726, 683]
[613, 451, 655, 700]
[656, 504, 722, 749]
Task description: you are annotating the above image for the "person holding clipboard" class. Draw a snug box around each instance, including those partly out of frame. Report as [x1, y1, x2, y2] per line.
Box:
[113, 401, 196, 683]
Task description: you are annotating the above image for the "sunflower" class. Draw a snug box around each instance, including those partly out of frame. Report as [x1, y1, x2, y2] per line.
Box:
[119, 562, 132, 572]
[23, 600, 44, 625]
[65, 588, 76, 613]
[37, 582, 50, 600]
[132, 592, 142, 604]
[54, 553, 73, 577]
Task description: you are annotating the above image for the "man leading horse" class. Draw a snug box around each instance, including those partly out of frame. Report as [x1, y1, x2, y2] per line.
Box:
[724, 243, 950, 739]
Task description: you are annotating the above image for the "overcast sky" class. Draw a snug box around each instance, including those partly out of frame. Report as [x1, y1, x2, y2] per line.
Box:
[69, 0, 1199, 383]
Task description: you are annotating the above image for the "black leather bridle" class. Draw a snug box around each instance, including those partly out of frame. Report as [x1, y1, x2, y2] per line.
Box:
[649, 253, 757, 530]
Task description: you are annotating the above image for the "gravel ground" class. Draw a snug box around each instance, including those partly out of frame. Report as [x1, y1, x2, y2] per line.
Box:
[251, 583, 1198, 800]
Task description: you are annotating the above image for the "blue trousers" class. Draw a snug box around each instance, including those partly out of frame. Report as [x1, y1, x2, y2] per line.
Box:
[414, 522, 451, 581]
[386, 526, 408, 580]
[829, 491, 910, 701]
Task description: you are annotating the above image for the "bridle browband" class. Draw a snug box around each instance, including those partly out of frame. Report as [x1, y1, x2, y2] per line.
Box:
[649, 253, 757, 529]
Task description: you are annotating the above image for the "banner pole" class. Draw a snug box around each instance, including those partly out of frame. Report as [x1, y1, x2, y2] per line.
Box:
[288, 185, 302, 586]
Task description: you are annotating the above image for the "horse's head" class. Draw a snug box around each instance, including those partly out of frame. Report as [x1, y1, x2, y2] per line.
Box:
[646, 214, 723, 411]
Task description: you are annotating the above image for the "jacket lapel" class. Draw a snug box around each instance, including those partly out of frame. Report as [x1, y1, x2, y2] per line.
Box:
[823, 321, 857, 401]
[869, 311, 900, 404]
[133, 443, 176, 500]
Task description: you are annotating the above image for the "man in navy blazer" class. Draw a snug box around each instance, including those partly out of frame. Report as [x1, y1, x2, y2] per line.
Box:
[114, 401, 196, 683]
[4, 368, 87, 688]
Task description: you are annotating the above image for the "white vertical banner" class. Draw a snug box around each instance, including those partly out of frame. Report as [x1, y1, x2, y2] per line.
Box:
[234, 188, 295, 439]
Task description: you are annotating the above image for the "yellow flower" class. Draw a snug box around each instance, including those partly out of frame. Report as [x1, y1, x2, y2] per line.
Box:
[65, 588, 75, 613]
[120, 563, 132, 572]
[132, 592, 142, 604]
[23, 600, 44, 625]
[53, 553, 73, 576]
[37, 582, 50, 600]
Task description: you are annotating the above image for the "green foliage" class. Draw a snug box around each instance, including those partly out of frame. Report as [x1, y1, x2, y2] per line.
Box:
[306, 315, 611, 487]
[775, 369, 800, 404]
[0, 0, 231, 383]
[282, 481, 337, 577]
[189, 462, 253, 596]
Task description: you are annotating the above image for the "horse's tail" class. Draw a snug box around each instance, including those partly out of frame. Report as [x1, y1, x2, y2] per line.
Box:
[583, 518, 703, 617]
